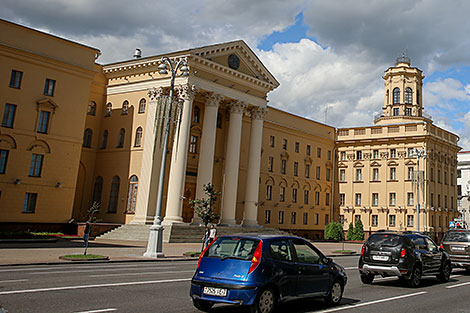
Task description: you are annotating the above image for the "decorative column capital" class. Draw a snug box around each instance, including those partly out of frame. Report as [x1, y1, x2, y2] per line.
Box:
[228, 100, 247, 114]
[147, 87, 165, 101]
[176, 84, 199, 102]
[204, 93, 224, 108]
[250, 106, 267, 120]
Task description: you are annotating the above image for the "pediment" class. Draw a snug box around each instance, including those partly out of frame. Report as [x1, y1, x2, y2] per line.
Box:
[387, 160, 399, 166]
[405, 160, 416, 166]
[370, 161, 381, 167]
[338, 162, 348, 168]
[37, 98, 58, 113]
[353, 161, 364, 168]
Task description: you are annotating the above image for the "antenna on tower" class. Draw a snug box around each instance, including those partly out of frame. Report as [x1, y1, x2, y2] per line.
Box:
[396, 49, 410, 65]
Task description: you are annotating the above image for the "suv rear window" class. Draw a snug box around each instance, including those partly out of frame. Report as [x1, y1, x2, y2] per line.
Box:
[443, 231, 470, 242]
[368, 234, 403, 247]
[205, 237, 259, 260]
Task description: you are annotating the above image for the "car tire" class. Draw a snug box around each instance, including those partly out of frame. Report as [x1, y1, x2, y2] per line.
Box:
[324, 280, 343, 306]
[360, 273, 374, 284]
[250, 287, 276, 313]
[192, 299, 214, 312]
[437, 262, 451, 282]
[407, 265, 422, 288]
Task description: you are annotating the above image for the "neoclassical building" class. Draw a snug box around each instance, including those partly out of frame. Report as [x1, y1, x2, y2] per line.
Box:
[337, 55, 460, 239]
[457, 151, 470, 227]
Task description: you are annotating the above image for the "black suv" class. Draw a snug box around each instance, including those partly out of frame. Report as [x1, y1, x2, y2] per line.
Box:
[359, 232, 451, 287]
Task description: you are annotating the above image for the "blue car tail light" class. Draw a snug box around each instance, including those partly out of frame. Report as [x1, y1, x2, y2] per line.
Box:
[248, 240, 263, 274]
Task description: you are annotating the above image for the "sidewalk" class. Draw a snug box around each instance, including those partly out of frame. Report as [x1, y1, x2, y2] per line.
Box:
[0, 238, 362, 266]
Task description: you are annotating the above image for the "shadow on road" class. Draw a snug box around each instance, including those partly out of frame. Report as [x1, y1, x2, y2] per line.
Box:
[0, 240, 142, 250]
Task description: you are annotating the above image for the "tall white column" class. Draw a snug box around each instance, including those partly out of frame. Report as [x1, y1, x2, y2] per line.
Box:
[242, 107, 267, 227]
[163, 84, 198, 225]
[132, 87, 164, 224]
[220, 101, 247, 225]
[192, 93, 223, 224]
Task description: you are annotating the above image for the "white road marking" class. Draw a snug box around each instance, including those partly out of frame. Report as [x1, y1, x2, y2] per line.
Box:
[374, 277, 396, 282]
[446, 281, 470, 289]
[0, 263, 188, 273]
[0, 279, 28, 283]
[0, 278, 192, 295]
[450, 274, 461, 279]
[73, 309, 117, 313]
[89, 270, 194, 277]
[344, 267, 357, 270]
[29, 266, 176, 275]
[316, 291, 427, 313]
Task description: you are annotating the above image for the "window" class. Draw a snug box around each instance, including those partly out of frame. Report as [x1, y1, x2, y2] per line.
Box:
[315, 191, 320, 205]
[457, 169, 462, 178]
[390, 167, 396, 180]
[355, 169, 362, 181]
[393, 108, 399, 116]
[291, 212, 296, 225]
[451, 173, 454, 186]
[37, 111, 51, 133]
[217, 112, 222, 128]
[408, 167, 414, 180]
[372, 168, 379, 181]
[339, 194, 345, 206]
[189, 135, 198, 153]
[355, 215, 361, 223]
[122, 100, 129, 115]
[438, 170, 441, 183]
[92, 176, 103, 204]
[431, 193, 434, 206]
[294, 162, 298, 176]
[292, 188, 297, 203]
[417, 90, 420, 105]
[405, 108, 412, 116]
[315, 213, 319, 225]
[326, 168, 331, 181]
[389, 192, 396, 206]
[390, 148, 396, 158]
[407, 192, 414, 206]
[105, 103, 112, 117]
[355, 193, 362, 206]
[317, 147, 321, 158]
[340, 151, 346, 160]
[292, 239, 321, 264]
[444, 171, 448, 184]
[108, 176, 120, 213]
[372, 215, 378, 227]
[44, 79, 56, 96]
[280, 187, 285, 202]
[407, 215, 414, 227]
[306, 145, 311, 155]
[282, 139, 287, 150]
[304, 190, 309, 204]
[2, 104, 16, 128]
[23, 193, 37, 213]
[438, 194, 441, 207]
[193, 106, 200, 123]
[269, 136, 275, 147]
[138, 98, 146, 113]
[281, 159, 286, 174]
[305, 164, 310, 178]
[265, 210, 271, 224]
[100, 130, 108, 149]
[325, 192, 330, 206]
[356, 151, 362, 160]
[29, 154, 44, 177]
[328, 150, 331, 160]
[340, 215, 345, 225]
[393, 87, 400, 104]
[295, 142, 300, 153]
[83, 128, 92, 148]
[266, 185, 272, 200]
[316, 166, 321, 180]
[325, 214, 329, 225]
[134, 127, 143, 147]
[340, 169, 345, 182]
[408, 147, 414, 157]
[389, 215, 396, 227]
[9, 70, 23, 88]
[373, 149, 379, 159]
[126, 175, 138, 213]
[88, 101, 96, 116]
[405, 87, 412, 104]
[372, 193, 378, 206]
[268, 157, 274, 172]
[431, 168, 434, 181]
[279, 211, 284, 224]
[445, 195, 448, 208]
[303, 212, 308, 225]
[451, 196, 454, 209]
[0, 150, 9, 174]
[117, 128, 125, 148]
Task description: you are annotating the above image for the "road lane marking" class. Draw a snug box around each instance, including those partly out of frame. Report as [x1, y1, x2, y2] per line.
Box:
[450, 274, 461, 279]
[0, 263, 190, 273]
[29, 266, 177, 275]
[374, 277, 396, 282]
[89, 270, 194, 277]
[0, 279, 28, 283]
[446, 281, 470, 289]
[74, 309, 117, 313]
[344, 267, 357, 270]
[316, 291, 427, 313]
[0, 278, 192, 295]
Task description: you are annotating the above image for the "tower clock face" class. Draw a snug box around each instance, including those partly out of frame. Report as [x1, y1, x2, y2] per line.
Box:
[228, 54, 240, 70]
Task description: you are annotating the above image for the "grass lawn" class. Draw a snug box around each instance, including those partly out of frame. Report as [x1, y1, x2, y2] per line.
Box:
[61, 254, 108, 260]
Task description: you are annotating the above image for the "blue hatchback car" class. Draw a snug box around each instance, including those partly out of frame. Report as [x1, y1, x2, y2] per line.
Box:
[190, 234, 347, 313]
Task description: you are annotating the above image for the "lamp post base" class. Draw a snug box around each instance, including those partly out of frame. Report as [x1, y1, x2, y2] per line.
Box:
[144, 224, 165, 258]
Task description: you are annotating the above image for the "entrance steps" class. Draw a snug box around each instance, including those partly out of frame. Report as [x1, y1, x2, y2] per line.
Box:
[97, 223, 289, 243]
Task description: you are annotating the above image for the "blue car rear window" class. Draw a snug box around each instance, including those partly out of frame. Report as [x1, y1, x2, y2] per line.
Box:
[205, 237, 259, 260]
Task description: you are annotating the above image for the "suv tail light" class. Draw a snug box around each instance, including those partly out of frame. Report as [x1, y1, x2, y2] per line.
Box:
[439, 243, 443, 249]
[361, 244, 365, 256]
[248, 241, 263, 274]
[197, 238, 216, 269]
[400, 248, 406, 258]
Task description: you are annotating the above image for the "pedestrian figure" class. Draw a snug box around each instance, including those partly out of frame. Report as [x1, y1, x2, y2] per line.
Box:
[201, 226, 210, 251]
[83, 221, 92, 250]
[208, 224, 217, 244]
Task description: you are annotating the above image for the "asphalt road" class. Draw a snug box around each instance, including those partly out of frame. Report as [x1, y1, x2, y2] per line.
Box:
[0, 256, 469, 313]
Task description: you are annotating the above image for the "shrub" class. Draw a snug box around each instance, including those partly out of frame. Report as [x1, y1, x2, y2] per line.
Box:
[346, 222, 355, 241]
[352, 219, 364, 241]
[324, 222, 344, 241]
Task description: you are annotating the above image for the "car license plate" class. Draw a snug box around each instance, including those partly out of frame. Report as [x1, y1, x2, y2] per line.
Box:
[372, 255, 389, 261]
[452, 246, 465, 251]
[203, 286, 227, 297]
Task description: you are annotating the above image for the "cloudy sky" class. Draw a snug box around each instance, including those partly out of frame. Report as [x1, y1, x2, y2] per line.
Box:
[2, 0, 470, 149]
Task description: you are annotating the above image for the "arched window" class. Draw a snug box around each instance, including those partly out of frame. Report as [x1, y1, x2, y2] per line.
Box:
[122, 100, 129, 115]
[83, 128, 92, 148]
[138, 98, 146, 113]
[117, 128, 125, 148]
[92, 176, 103, 205]
[108, 176, 120, 213]
[386, 90, 389, 105]
[193, 106, 200, 123]
[405, 87, 412, 104]
[126, 175, 138, 213]
[417, 90, 420, 105]
[393, 88, 400, 104]
[134, 127, 143, 147]
[105, 103, 112, 116]
[100, 130, 108, 149]
[88, 101, 96, 116]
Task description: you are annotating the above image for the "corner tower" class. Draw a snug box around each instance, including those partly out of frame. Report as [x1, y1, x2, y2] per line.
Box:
[375, 53, 430, 125]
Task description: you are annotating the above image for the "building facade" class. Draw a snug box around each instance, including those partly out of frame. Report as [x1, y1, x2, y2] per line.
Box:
[457, 151, 470, 227]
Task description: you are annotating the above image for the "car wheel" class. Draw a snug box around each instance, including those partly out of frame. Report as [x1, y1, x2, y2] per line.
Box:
[360, 273, 374, 284]
[324, 280, 343, 306]
[250, 287, 276, 313]
[465, 266, 470, 274]
[192, 299, 214, 312]
[437, 262, 451, 282]
[407, 265, 422, 288]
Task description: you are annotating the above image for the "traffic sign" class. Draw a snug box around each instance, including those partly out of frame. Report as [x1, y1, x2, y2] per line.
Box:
[449, 221, 456, 228]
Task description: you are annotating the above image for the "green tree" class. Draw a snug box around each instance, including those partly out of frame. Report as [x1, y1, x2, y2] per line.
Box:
[190, 183, 220, 228]
[347, 222, 355, 241]
[324, 222, 344, 241]
[352, 219, 364, 241]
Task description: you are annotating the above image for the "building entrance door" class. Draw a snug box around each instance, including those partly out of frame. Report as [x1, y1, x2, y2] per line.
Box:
[182, 183, 196, 223]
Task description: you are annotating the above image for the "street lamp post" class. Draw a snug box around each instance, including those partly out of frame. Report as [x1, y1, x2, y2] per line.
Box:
[144, 56, 189, 258]
[411, 148, 427, 232]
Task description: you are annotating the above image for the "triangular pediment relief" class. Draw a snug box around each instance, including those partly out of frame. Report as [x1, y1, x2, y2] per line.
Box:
[387, 160, 399, 166]
[353, 161, 364, 168]
[405, 160, 416, 166]
[304, 156, 313, 165]
[370, 161, 381, 167]
[280, 151, 290, 160]
[325, 161, 333, 168]
[338, 162, 348, 168]
[37, 98, 58, 113]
